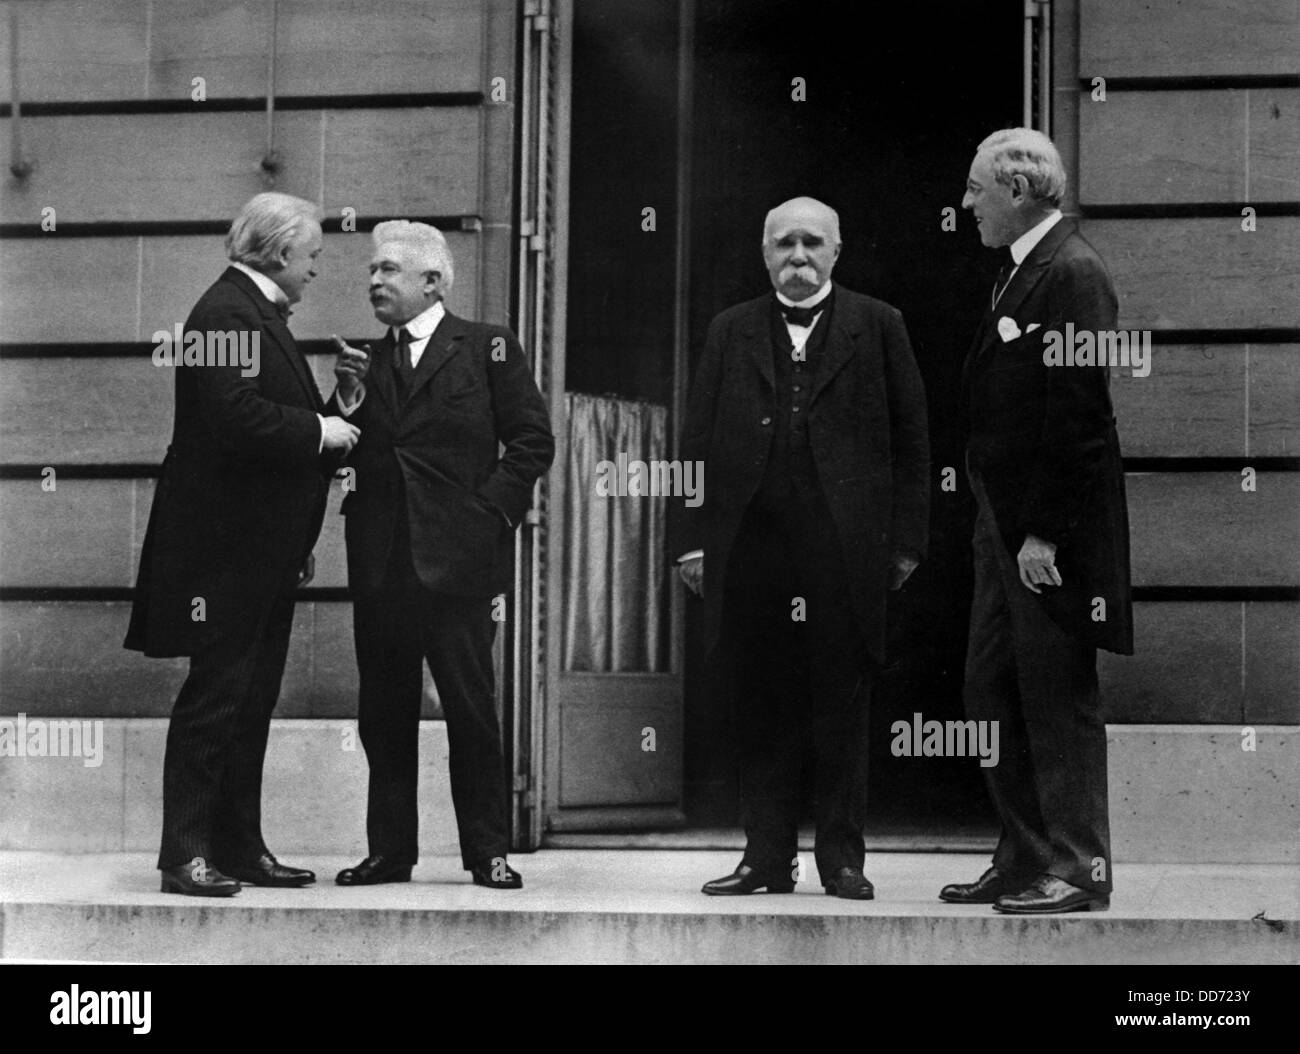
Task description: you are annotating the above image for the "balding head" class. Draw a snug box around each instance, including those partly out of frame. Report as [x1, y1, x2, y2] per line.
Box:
[761, 196, 841, 301]
[763, 197, 841, 246]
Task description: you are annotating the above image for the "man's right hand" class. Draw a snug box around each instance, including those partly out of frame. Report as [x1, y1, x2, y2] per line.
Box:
[678, 555, 704, 597]
[321, 416, 361, 453]
[331, 334, 371, 402]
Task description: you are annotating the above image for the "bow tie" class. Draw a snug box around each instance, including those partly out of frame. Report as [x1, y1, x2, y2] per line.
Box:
[274, 301, 292, 322]
[778, 300, 825, 327]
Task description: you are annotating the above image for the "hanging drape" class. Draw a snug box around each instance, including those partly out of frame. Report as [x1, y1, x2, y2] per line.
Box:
[562, 392, 669, 673]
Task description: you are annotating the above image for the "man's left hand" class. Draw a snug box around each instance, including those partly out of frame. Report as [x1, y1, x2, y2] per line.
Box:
[298, 552, 315, 587]
[888, 550, 920, 591]
[1017, 534, 1061, 593]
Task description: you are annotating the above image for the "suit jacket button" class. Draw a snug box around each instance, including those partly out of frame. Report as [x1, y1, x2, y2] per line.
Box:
[760, 416, 772, 426]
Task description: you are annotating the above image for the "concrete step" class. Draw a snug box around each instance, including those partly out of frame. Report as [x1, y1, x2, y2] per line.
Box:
[2, 851, 1296, 965]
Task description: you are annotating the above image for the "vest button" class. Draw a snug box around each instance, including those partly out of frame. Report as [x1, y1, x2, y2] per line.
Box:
[760, 416, 772, 426]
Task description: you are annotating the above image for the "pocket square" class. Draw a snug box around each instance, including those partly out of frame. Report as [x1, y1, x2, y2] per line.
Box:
[1025, 322, 1041, 333]
[996, 316, 1022, 343]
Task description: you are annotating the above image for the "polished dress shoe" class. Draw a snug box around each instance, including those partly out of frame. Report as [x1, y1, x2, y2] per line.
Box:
[939, 866, 1033, 904]
[335, 854, 414, 886]
[701, 864, 795, 896]
[470, 858, 523, 889]
[823, 866, 874, 900]
[220, 851, 315, 888]
[160, 857, 240, 897]
[993, 874, 1110, 914]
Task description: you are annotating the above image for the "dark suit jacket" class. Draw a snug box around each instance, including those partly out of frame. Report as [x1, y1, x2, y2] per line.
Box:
[678, 283, 930, 664]
[960, 218, 1134, 654]
[125, 267, 334, 658]
[329, 310, 554, 598]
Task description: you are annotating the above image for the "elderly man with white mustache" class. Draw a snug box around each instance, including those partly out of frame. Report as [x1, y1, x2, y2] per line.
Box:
[676, 197, 930, 899]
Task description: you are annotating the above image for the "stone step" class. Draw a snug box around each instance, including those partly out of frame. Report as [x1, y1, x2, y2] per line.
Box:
[1, 851, 1296, 965]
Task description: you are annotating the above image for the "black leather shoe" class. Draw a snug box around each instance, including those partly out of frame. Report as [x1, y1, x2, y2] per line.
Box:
[993, 874, 1110, 914]
[335, 854, 414, 886]
[220, 851, 315, 887]
[701, 864, 795, 896]
[160, 857, 240, 897]
[470, 858, 523, 889]
[939, 867, 1033, 904]
[823, 866, 874, 900]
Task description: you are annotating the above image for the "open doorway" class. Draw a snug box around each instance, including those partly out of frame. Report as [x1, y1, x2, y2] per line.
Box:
[547, 0, 1023, 846]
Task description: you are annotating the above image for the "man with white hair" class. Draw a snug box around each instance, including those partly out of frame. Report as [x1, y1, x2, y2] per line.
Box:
[127, 192, 361, 896]
[940, 128, 1132, 913]
[677, 196, 929, 899]
[329, 220, 553, 889]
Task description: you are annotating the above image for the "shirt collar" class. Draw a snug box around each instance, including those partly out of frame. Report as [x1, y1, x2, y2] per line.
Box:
[1009, 210, 1063, 266]
[230, 261, 289, 307]
[396, 300, 446, 341]
[775, 280, 834, 310]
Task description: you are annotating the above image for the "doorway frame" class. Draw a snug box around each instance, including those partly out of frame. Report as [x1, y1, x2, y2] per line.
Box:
[526, 0, 697, 843]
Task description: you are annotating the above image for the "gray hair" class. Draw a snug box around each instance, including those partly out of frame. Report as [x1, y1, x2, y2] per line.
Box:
[372, 219, 455, 293]
[976, 127, 1067, 207]
[225, 192, 323, 270]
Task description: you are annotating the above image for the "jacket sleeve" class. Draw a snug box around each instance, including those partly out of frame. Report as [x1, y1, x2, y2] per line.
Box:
[673, 312, 727, 558]
[185, 298, 321, 472]
[882, 306, 930, 558]
[475, 326, 556, 526]
[1014, 250, 1120, 545]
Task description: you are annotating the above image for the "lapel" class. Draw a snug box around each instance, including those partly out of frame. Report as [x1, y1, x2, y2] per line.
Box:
[738, 297, 775, 390]
[810, 284, 857, 407]
[221, 267, 322, 411]
[970, 218, 1076, 365]
[405, 309, 468, 404]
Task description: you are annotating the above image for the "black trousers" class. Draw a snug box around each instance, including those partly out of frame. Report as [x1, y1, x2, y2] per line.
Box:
[157, 593, 296, 870]
[720, 492, 873, 884]
[964, 472, 1112, 892]
[352, 540, 508, 870]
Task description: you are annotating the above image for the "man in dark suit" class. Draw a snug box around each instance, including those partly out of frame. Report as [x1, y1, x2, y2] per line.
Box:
[329, 220, 554, 890]
[126, 192, 361, 896]
[940, 128, 1133, 914]
[678, 197, 930, 899]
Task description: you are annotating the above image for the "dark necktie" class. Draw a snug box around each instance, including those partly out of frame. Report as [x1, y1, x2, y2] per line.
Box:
[991, 250, 1016, 308]
[394, 327, 414, 392]
[778, 300, 823, 327]
[274, 301, 291, 322]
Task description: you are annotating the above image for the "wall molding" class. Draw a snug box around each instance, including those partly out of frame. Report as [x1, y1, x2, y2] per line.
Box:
[0, 93, 484, 119]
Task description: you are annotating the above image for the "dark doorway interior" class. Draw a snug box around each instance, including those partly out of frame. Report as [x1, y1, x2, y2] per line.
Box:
[681, 0, 1023, 839]
[563, 0, 1024, 842]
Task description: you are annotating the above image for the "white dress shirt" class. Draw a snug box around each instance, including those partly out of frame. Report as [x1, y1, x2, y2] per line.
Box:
[775, 278, 833, 354]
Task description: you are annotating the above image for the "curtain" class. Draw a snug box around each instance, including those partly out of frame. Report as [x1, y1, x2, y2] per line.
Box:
[562, 392, 669, 673]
